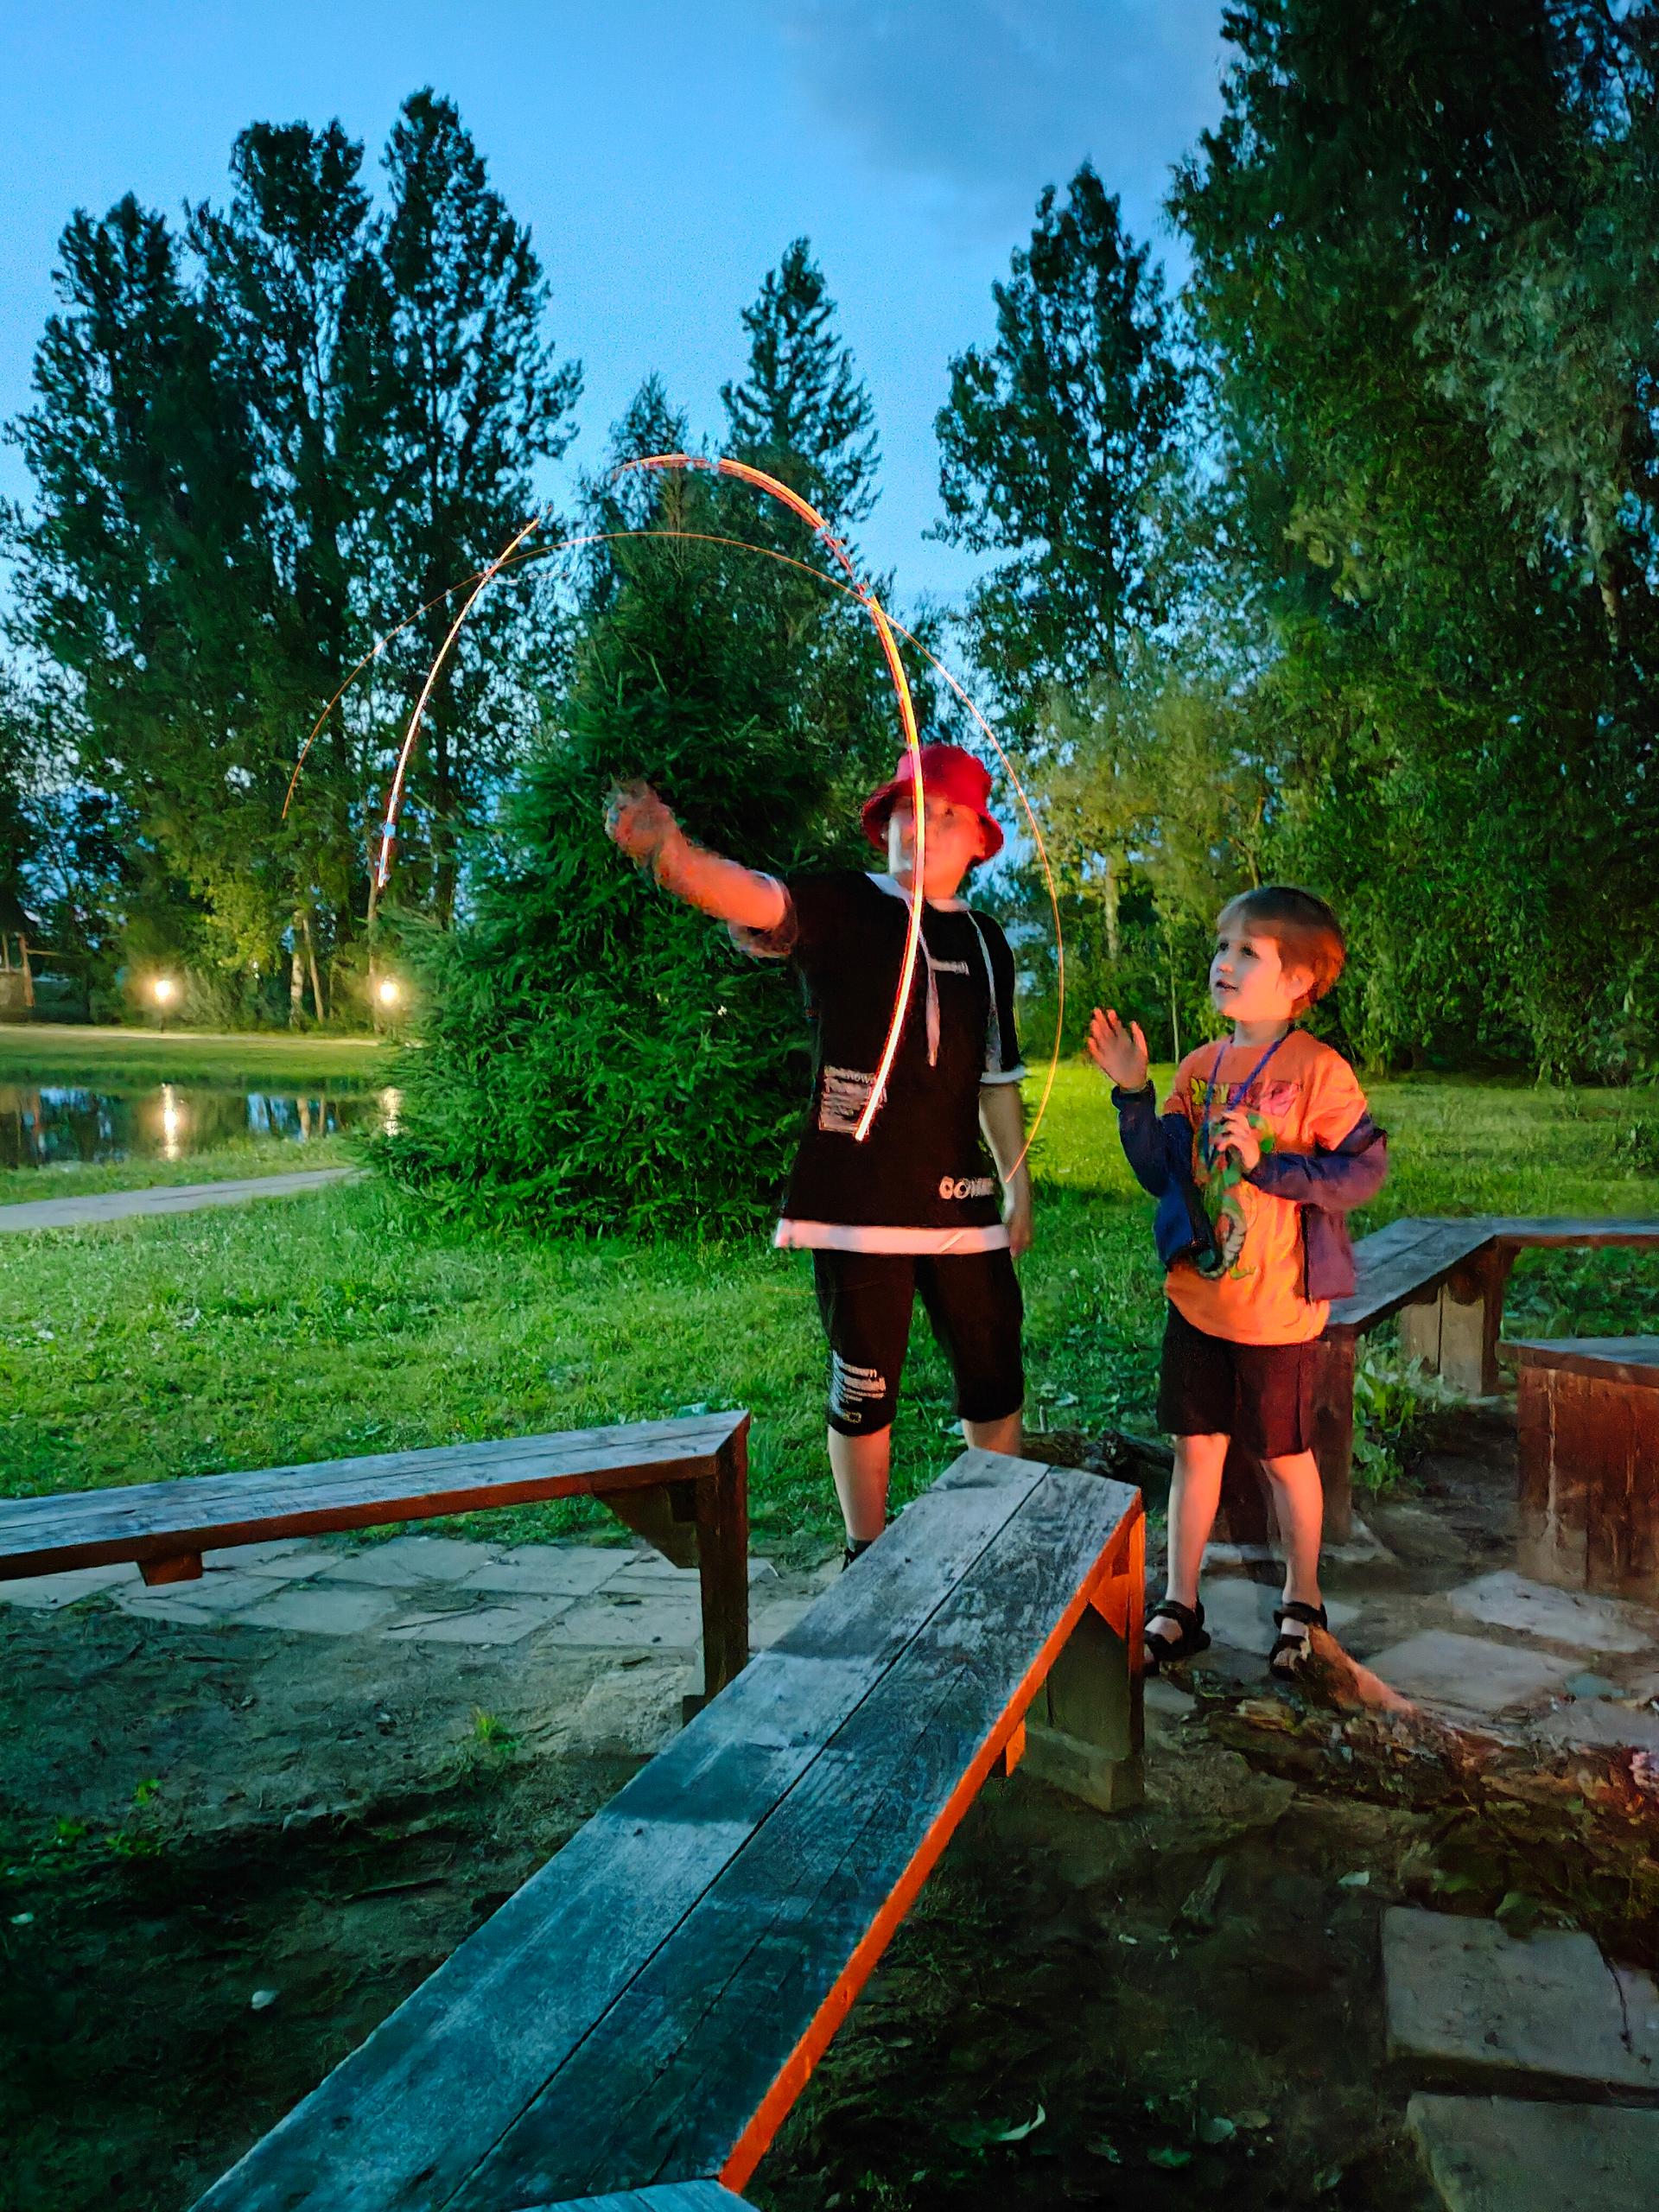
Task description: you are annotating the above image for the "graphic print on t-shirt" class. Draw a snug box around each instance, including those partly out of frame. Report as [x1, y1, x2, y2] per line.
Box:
[1161, 1030, 1368, 1346]
[731, 871, 1026, 1251]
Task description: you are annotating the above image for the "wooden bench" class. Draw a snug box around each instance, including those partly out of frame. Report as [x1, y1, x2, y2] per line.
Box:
[191, 1447, 1145, 2212]
[1510, 1337, 1659, 1603]
[0, 1412, 752, 1707]
[1223, 1215, 1659, 1548]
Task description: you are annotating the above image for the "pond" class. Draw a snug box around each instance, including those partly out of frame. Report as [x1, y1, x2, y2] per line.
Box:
[0, 1081, 397, 1170]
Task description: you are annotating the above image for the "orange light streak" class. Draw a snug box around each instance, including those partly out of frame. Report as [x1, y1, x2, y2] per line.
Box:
[289, 507, 1062, 1166]
[625, 454, 924, 1144]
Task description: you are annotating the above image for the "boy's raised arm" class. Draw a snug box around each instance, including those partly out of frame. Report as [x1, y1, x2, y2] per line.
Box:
[604, 779, 786, 932]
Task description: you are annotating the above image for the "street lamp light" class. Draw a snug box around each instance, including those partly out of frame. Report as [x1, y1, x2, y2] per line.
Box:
[376, 976, 401, 1010]
[153, 975, 179, 1032]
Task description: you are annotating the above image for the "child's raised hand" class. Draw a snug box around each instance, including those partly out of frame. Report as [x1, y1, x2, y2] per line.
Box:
[1216, 1105, 1262, 1171]
[1086, 1007, 1149, 1091]
[604, 779, 677, 865]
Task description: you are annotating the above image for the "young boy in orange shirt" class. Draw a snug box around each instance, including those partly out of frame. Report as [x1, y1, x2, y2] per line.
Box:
[1088, 887, 1387, 1676]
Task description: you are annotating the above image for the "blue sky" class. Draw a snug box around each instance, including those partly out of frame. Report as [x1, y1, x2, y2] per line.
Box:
[0, 0, 1226, 607]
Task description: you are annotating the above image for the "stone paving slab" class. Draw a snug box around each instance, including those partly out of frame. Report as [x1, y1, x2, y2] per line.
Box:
[1384, 1908, 1659, 2100]
[1528, 1700, 1659, 1754]
[1366, 1630, 1580, 1717]
[383, 1600, 565, 1646]
[555, 1593, 703, 1649]
[1198, 1579, 1361, 1652]
[458, 1546, 626, 1599]
[0, 1165, 358, 1234]
[200, 1539, 316, 1573]
[1408, 2094, 1659, 2212]
[1446, 1570, 1658, 1656]
[315, 1534, 499, 1586]
[0, 1562, 134, 1609]
[235, 1584, 404, 1637]
[114, 1570, 281, 1619]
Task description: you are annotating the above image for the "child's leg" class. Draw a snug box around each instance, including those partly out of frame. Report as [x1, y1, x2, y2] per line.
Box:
[1148, 1431, 1229, 1649]
[916, 1251, 1025, 1462]
[813, 1251, 915, 1546]
[828, 1427, 893, 1545]
[1261, 1449, 1323, 1608]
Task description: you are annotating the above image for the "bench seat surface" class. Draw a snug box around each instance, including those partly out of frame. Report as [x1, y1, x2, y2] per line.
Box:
[194, 1450, 1141, 2212]
[1507, 1336, 1659, 1390]
[0, 1413, 748, 1578]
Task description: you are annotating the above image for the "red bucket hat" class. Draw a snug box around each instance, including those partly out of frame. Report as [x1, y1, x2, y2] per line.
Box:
[860, 742, 1004, 860]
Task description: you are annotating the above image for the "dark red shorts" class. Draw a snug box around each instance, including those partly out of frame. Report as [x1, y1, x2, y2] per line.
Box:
[1156, 1302, 1318, 1458]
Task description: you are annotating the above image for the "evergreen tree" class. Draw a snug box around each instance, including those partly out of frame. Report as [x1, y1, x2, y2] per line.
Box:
[933, 165, 1184, 732]
[377, 443, 891, 1232]
[364, 89, 582, 927]
[721, 238, 880, 529]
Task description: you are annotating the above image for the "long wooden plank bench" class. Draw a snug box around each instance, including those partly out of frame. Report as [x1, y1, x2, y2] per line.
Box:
[191, 1447, 1144, 2212]
[1224, 1214, 1659, 1548]
[0, 1412, 752, 1706]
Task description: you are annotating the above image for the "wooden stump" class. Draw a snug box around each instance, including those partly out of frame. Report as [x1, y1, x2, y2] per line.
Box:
[1510, 1338, 1659, 1603]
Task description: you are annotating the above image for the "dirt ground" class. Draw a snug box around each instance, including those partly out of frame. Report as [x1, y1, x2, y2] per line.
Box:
[2, 1411, 1647, 2212]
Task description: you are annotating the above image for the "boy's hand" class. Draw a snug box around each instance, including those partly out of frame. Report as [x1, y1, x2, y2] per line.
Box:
[1217, 1106, 1262, 1171]
[1086, 1007, 1149, 1092]
[605, 779, 678, 866]
[1005, 1188, 1033, 1260]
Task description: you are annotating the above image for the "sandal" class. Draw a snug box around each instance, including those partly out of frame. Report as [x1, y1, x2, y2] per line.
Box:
[1269, 1600, 1328, 1678]
[1143, 1598, 1211, 1675]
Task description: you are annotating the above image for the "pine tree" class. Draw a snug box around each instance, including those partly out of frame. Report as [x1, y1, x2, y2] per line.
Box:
[933, 165, 1183, 731]
[721, 238, 880, 529]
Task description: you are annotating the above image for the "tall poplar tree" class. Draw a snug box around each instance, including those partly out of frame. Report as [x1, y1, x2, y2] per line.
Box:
[363, 90, 582, 926]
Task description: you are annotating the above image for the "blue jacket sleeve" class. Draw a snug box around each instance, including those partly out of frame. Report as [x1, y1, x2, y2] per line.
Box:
[1245, 1113, 1388, 1213]
[1113, 1084, 1192, 1198]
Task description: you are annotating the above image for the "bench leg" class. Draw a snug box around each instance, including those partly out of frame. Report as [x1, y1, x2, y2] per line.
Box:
[691, 1429, 750, 1710]
[1022, 1514, 1145, 1813]
[140, 1551, 203, 1586]
[1399, 1245, 1513, 1398]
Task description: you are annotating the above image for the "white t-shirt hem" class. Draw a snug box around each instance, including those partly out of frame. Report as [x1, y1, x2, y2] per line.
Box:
[774, 1218, 1012, 1255]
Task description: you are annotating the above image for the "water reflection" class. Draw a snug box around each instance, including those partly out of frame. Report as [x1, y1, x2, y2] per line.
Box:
[0, 1082, 388, 1171]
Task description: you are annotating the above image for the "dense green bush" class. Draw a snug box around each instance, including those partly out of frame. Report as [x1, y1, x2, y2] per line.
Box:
[375, 473, 900, 1232]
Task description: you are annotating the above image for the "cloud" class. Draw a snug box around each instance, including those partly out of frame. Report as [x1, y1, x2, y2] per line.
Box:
[779, 0, 1226, 237]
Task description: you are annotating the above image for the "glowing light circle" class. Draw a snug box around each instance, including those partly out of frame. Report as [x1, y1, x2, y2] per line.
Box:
[287, 487, 1063, 1167]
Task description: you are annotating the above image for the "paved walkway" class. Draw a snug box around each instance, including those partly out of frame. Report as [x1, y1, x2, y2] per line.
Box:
[0, 1166, 359, 1234]
[0, 1531, 818, 1656]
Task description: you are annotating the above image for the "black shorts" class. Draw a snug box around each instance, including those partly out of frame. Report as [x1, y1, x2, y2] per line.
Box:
[1157, 1302, 1318, 1458]
[811, 1248, 1025, 1437]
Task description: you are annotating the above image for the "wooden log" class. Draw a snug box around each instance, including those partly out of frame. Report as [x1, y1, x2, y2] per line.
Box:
[1025, 1510, 1146, 1813]
[1399, 1243, 1515, 1397]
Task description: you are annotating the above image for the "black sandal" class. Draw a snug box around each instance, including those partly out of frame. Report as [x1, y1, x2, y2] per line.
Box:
[1269, 1600, 1328, 1678]
[1143, 1598, 1210, 1674]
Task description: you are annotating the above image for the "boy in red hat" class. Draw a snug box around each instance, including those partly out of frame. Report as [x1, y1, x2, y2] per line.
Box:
[606, 742, 1030, 1563]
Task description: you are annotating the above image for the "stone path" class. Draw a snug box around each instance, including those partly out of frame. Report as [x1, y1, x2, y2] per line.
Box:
[0, 1529, 817, 1659]
[0, 1166, 359, 1233]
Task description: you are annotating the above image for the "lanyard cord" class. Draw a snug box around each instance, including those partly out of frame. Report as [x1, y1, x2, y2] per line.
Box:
[1198, 1029, 1289, 1167]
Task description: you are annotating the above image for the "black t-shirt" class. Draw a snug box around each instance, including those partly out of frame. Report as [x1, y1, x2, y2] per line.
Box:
[735, 871, 1025, 1251]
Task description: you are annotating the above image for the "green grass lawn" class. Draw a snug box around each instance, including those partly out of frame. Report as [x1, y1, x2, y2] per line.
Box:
[0, 1024, 386, 1090]
[2, 1064, 1656, 1559]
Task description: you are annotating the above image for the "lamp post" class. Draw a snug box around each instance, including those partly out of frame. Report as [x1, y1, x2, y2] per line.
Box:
[153, 975, 179, 1034]
[372, 974, 402, 1031]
